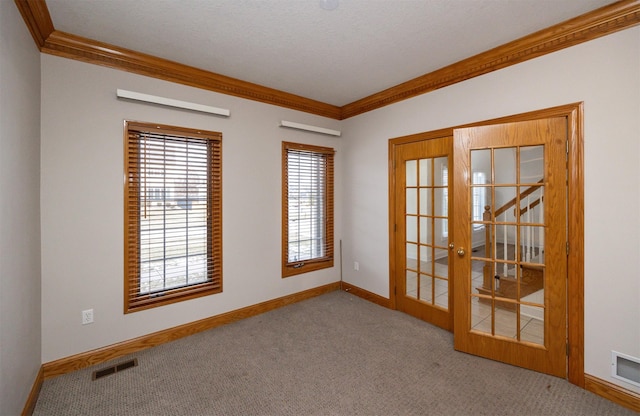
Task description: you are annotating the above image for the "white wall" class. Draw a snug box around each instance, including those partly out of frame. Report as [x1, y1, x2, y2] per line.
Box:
[36, 18, 640, 396]
[0, 2, 42, 414]
[40, 55, 342, 362]
[341, 27, 640, 393]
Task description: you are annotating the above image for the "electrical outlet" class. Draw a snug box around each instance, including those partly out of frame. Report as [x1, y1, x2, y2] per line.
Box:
[82, 309, 94, 325]
[354, 261, 360, 271]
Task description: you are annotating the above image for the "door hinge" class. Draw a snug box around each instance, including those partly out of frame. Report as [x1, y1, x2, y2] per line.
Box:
[394, 224, 397, 232]
[566, 242, 569, 256]
[394, 286, 397, 295]
[566, 343, 570, 356]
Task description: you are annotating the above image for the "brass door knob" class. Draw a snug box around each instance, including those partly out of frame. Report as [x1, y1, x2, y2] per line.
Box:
[457, 248, 466, 257]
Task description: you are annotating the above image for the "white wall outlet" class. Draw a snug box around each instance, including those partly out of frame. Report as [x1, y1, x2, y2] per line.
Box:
[354, 261, 360, 271]
[82, 309, 94, 325]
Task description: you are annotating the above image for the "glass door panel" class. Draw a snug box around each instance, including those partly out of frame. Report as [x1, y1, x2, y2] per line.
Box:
[403, 155, 450, 312]
[454, 117, 567, 377]
[394, 136, 453, 331]
[469, 146, 547, 342]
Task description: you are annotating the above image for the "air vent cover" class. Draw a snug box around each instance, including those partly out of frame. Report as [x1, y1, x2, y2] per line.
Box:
[92, 358, 138, 380]
[611, 351, 640, 387]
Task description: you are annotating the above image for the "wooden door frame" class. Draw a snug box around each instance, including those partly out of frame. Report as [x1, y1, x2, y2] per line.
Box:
[388, 102, 584, 386]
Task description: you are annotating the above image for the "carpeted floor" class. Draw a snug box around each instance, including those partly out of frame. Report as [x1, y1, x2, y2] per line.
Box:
[34, 291, 635, 415]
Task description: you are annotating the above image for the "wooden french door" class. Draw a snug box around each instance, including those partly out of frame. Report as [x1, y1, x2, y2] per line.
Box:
[393, 136, 453, 331]
[452, 118, 568, 377]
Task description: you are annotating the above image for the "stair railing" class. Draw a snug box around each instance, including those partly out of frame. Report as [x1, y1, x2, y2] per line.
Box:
[481, 180, 544, 293]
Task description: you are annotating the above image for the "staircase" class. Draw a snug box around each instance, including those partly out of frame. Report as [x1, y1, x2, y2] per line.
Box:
[476, 181, 545, 310]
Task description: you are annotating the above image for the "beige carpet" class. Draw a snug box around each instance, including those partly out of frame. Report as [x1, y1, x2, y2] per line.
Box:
[34, 291, 635, 415]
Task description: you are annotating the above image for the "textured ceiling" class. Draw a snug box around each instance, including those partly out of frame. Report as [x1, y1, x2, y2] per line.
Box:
[46, 0, 616, 106]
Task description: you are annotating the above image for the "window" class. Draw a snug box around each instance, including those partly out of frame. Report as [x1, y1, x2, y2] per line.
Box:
[282, 142, 334, 277]
[472, 171, 487, 229]
[124, 122, 222, 312]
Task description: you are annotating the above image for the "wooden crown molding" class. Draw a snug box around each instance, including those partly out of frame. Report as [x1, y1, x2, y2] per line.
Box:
[14, 0, 54, 48]
[341, 0, 640, 119]
[13, 1, 640, 118]
[41, 30, 342, 119]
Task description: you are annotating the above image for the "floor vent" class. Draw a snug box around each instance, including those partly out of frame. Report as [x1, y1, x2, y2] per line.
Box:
[92, 358, 138, 380]
[612, 351, 640, 388]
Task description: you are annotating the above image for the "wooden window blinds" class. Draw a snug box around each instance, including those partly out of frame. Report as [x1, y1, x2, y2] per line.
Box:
[282, 141, 334, 277]
[124, 121, 222, 312]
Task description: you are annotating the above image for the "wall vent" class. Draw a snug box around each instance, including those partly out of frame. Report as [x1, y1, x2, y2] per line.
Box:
[611, 351, 640, 388]
[92, 358, 138, 380]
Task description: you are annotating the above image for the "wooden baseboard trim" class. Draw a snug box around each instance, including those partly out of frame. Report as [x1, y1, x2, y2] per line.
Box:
[585, 374, 640, 413]
[21, 365, 44, 416]
[341, 281, 392, 309]
[42, 282, 340, 379]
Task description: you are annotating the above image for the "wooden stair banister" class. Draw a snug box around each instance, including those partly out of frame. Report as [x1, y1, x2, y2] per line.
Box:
[494, 179, 544, 217]
[480, 179, 545, 304]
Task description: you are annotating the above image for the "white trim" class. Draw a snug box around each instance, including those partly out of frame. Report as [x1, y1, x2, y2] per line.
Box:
[116, 89, 230, 117]
[280, 120, 341, 137]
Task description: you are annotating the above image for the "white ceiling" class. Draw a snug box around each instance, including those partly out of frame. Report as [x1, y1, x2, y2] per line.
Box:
[46, 0, 616, 106]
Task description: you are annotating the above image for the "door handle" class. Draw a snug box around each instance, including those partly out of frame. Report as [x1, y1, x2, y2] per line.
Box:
[457, 247, 466, 257]
[449, 243, 455, 250]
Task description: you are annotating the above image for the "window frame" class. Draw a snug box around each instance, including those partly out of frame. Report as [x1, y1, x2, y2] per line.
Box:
[124, 121, 222, 313]
[282, 141, 335, 278]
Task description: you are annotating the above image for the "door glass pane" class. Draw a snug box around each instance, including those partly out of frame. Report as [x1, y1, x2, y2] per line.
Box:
[419, 274, 433, 303]
[419, 217, 431, 244]
[406, 160, 417, 187]
[434, 157, 447, 186]
[494, 187, 517, 222]
[434, 277, 448, 308]
[434, 188, 447, 216]
[471, 296, 491, 334]
[519, 265, 545, 305]
[471, 149, 492, 184]
[406, 243, 417, 270]
[406, 188, 417, 215]
[471, 259, 487, 294]
[494, 147, 516, 184]
[419, 245, 429, 266]
[520, 145, 544, 184]
[520, 186, 544, 224]
[406, 270, 417, 299]
[520, 226, 544, 264]
[520, 307, 544, 345]
[471, 186, 489, 227]
[495, 224, 517, 262]
[419, 188, 431, 215]
[419, 158, 431, 186]
[435, 218, 447, 243]
[495, 307, 517, 338]
[434, 249, 448, 278]
[406, 216, 417, 243]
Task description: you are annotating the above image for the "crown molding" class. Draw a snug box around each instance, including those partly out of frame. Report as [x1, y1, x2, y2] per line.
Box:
[14, 0, 54, 48]
[14, 0, 640, 120]
[341, 0, 640, 119]
[40, 30, 342, 119]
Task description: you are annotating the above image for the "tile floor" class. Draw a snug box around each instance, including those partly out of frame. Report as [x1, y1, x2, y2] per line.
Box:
[405, 261, 544, 345]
